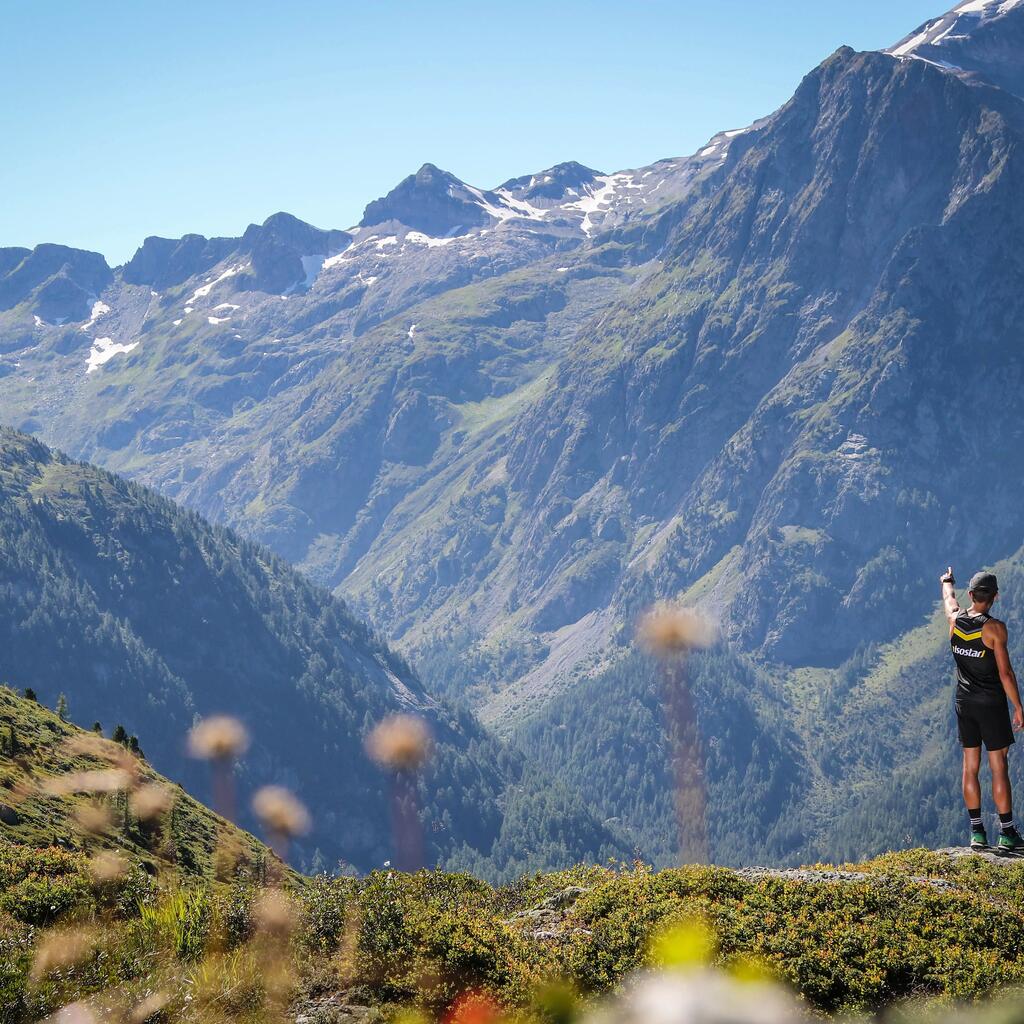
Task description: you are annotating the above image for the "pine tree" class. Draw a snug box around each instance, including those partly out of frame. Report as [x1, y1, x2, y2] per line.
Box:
[112, 724, 129, 745]
[23, 688, 37, 702]
[92, 722, 103, 735]
[56, 693, 68, 721]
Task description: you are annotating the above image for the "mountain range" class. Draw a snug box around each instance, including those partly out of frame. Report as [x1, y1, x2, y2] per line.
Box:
[3, 0, 1024, 868]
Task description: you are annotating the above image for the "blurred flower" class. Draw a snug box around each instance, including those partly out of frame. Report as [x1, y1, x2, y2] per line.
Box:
[252, 785, 311, 838]
[64, 734, 123, 762]
[41, 1003, 97, 1024]
[366, 714, 432, 771]
[40, 769, 132, 796]
[649, 920, 716, 970]
[444, 992, 502, 1024]
[638, 605, 716, 656]
[128, 992, 170, 1024]
[584, 968, 801, 1024]
[253, 887, 297, 938]
[130, 783, 174, 821]
[31, 928, 97, 982]
[187, 715, 249, 760]
[73, 802, 113, 835]
[88, 850, 129, 883]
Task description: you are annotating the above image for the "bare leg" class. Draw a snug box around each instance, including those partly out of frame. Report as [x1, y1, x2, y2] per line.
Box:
[989, 747, 1012, 815]
[963, 746, 982, 810]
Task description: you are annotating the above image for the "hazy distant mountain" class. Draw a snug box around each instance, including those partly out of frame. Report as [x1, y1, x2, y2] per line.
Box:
[2, 0, 1023, 867]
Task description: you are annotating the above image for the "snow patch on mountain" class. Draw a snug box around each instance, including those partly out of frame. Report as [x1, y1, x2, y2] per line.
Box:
[566, 174, 637, 236]
[86, 337, 139, 373]
[405, 231, 456, 247]
[79, 300, 111, 331]
[888, 0, 1024, 59]
[188, 264, 247, 304]
[300, 254, 326, 290]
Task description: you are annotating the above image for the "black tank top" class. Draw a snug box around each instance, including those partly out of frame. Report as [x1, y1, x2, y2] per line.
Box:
[952, 611, 1003, 701]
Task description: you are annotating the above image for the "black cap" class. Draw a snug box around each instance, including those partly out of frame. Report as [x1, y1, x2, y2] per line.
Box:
[969, 571, 999, 594]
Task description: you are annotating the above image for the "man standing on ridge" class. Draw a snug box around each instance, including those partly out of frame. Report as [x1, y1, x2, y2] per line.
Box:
[942, 568, 1024, 855]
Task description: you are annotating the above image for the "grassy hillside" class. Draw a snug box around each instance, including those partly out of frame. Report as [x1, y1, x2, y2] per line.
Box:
[0, 687, 275, 883]
[5, 840, 1024, 1023]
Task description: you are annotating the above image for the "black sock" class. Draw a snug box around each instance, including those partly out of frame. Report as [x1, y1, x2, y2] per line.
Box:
[969, 808, 983, 832]
[1000, 811, 1016, 834]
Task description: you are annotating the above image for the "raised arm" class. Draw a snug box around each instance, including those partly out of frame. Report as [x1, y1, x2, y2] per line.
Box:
[987, 619, 1024, 732]
[941, 566, 960, 626]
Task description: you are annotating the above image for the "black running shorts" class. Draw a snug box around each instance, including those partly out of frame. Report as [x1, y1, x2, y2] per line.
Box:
[956, 698, 1015, 750]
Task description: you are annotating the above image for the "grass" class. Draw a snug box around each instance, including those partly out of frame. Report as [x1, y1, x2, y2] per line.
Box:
[0, 687, 274, 885]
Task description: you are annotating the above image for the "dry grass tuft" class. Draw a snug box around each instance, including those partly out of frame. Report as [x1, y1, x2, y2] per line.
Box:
[252, 785, 311, 838]
[73, 802, 114, 835]
[41, 1002, 98, 1024]
[187, 715, 250, 761]
[637, 604, 716, 656]
[40, 769, 133, 796]
[253, 887, 297, 938]
[365, 714, 433, 771]
[129, 783, 174, 821]
[88, 850, 129, 883]
[127, 992, 170, 1024]
[31, 927, 97, 982]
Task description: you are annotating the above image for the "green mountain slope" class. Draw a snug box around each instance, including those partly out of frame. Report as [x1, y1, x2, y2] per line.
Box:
[0, 428, 624, 878]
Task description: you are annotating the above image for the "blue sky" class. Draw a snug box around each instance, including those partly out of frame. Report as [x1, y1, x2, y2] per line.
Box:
[2, 0, 941, 264]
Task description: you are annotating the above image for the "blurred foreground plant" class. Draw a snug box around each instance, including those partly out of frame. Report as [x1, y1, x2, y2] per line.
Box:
[637, 604, 716, 864]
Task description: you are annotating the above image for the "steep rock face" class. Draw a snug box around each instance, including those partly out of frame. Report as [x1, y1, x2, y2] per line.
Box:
[237, 212, 351, 294]
[123, 233, 238, 289]
[496, 46, 1024, 666]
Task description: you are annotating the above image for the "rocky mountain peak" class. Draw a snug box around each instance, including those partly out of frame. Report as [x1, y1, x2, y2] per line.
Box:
[887, 0, 1024, 96]
[241, 211, 349, 254]
[0, 243, 112, 323]
[499, 161, 603, 202]
[359, 163, 501, 236]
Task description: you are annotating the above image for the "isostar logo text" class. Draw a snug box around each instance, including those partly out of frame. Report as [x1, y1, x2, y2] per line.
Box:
[953, 644, 986, 659]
